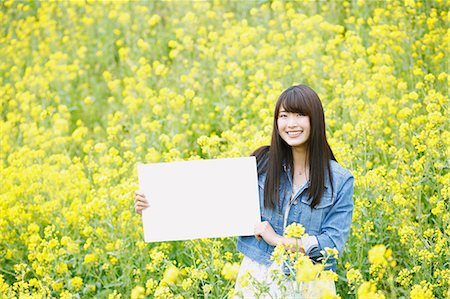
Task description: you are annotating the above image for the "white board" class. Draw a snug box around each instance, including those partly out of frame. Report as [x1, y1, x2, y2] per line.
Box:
[137, 157, 260, 242]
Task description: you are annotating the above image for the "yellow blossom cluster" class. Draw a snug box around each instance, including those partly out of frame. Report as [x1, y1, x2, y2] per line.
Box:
[263, 223, 340, 298]
[284, 222, 306, 238]
[0, 0, 448, 298]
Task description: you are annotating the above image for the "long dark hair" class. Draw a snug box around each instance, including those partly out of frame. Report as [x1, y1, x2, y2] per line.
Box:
[252, 85, 336, 209]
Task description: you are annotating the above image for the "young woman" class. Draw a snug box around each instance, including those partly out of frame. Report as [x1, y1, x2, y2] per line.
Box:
[233, 84, 354, 297]
[134, 84, 354, 297]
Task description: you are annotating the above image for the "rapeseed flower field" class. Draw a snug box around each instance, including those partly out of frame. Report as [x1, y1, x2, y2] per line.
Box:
[1, 0, 448, 298]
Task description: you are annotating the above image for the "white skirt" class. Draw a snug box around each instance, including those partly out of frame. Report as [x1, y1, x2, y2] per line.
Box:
[234, 256, 336, 299]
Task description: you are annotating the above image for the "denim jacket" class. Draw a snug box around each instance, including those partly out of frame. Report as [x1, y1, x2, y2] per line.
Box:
[237, 158, 354, 271]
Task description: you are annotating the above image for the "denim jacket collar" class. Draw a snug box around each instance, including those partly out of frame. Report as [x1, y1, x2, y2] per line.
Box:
[282, 161, 330, 189]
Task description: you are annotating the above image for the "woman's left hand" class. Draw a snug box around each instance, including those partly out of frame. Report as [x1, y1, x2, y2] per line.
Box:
[254, 221, 282, 246]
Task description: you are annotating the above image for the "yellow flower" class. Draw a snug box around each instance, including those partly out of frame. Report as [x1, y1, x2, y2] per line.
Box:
[424, 73, 435, 82]
[84, 253, 98, 264]
[319, 270, 338, 282]
[94, 143, 107, 153]
[284, 223, 306, 238]
[203, 284, 213, 294]
[131, 285, 145, 299]
[145, 278, 158, 295]
[346, 268, 363, 290]
[161, 265, 180, 285]
[154, 286, 173, 298]
[324, 247, 339, 258]
[184, 89, 195, 100]
[109, 256, 118, 265]
[221, 262, 240, 281]
[368, 245, 388, 267]
[357, 281, 385, 299]
[60, 291, 74, 299]
[410, 281, 435, 299]
[270, 243, 287, 264]
[295, 257, 323, 282]
[181, 278, 193, 291]
[108, 290, 122, 299]
[70, 276, 83, 291]
[238, 271, 250, 288]
[52, 281, 64, 292]
[83, 96, 93, 105]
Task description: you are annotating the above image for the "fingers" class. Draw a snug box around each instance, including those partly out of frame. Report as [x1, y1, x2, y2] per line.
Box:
[135, 201, 149, 208]
[135, 195, 148, 205]
[134, 200, 150, 208]
[134, 191, 149, 204]
[135, 190, 145, 197]
[254, 221, 273, 242]
[134, 202, 149, 214]
[134, 191, 147, 201]
[134, 190, 149, 214]
[254, 221, 267, 241]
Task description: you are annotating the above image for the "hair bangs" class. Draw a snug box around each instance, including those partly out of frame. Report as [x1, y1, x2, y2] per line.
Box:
[278, 87, 311, 117]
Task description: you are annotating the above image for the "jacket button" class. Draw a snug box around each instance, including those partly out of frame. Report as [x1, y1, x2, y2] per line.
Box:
[293, 200, 298, 205]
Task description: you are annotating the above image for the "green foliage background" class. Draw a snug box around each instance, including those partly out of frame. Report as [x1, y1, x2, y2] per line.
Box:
[1, 0, 448, 298]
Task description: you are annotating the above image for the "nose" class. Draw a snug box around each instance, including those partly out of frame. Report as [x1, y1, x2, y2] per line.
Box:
[287, 116, 297, 127]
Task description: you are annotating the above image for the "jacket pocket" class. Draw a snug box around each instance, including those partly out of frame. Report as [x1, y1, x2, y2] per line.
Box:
[303, 192, 334, 233]
[313, 192, 334, 209]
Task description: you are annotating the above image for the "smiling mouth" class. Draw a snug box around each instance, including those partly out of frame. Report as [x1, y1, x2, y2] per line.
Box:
[287, 131, 303, 136]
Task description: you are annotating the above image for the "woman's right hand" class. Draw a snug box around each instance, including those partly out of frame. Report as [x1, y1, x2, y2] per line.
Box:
[134, 190, 150, 215]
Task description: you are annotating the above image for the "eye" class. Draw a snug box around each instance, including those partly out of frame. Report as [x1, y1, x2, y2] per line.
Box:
[279, 113, 287, 118]
[296, 113, 305, 117]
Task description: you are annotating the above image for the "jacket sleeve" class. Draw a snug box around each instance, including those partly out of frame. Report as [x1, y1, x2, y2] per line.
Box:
[315, 175, 354, 256]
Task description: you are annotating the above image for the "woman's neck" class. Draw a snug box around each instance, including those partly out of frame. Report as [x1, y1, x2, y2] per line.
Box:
[291, 146, 308, 170]
[291, 146, 309, 187]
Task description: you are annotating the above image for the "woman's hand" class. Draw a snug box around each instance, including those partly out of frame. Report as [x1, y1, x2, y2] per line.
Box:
[254, 221, 282, 246]
[134, 190, 150, 214]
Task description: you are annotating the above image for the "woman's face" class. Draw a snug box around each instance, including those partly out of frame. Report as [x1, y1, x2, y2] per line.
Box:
[277, 106, 311, 148]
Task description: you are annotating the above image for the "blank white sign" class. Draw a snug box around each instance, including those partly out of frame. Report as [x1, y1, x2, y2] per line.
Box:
[137, 157, 260, 242]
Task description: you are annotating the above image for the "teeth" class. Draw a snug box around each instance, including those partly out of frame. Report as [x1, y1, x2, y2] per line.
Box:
[287, 131, 302, 135]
